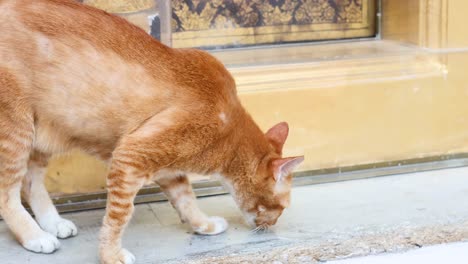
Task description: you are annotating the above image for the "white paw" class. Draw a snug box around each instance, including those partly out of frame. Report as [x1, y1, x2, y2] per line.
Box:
[195, 216, 228, 235]
[23, 231, 61, 254]
[40, 217, 78, 239]
[120, 248, 136, 264]
[101, 248, 135, 264]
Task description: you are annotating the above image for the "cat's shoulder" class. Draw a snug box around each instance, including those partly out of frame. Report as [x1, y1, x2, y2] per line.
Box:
[173, 48, 237, 95]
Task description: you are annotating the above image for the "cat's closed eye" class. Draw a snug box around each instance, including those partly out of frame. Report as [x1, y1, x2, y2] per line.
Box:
[258, 205, 266, 212]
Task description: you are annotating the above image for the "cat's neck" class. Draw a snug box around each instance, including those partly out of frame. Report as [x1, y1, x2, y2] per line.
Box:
[176, 106, 271, 180]
[217, 110, 273, 181]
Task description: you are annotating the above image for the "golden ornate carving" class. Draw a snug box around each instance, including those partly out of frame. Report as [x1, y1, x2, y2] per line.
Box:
[341, 1, 363, 22]
[295, 0, 336, 24]
[172, 0, 218, 30]
[171, 0, 376, 48]
[172, 0, 366, 31]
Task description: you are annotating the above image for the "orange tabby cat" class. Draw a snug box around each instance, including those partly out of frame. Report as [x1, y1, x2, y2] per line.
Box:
[0, 0, 304, 263]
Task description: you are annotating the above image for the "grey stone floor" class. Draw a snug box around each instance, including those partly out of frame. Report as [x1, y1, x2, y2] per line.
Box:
[1, 167, 468, 263]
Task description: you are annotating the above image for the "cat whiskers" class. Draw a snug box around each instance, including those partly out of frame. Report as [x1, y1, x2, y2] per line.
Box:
[250, 224, 270, 234]
[250, 226, 261, 233]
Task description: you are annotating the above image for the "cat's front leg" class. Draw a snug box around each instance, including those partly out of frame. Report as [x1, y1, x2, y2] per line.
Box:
[156, 173, 228, 235]
[99, 156, 146, 264]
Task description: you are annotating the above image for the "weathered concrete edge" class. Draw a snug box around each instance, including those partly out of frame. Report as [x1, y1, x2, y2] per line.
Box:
[172, 221, 468, 264]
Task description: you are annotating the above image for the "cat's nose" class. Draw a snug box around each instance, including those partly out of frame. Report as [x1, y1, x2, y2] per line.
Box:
[254, 218, 277, 227]
[255, 219, 276, 227]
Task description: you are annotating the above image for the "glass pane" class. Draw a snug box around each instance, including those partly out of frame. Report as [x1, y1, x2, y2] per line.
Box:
[79, 0, 172, 46]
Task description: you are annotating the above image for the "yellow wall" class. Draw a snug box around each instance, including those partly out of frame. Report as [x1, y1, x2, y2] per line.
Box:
[382, 0, 468, 49]
[448, 1, 468, 48]
[242, 53, 468, 171]
[381, 0, 420, 45]
[46, 152, 107, 194]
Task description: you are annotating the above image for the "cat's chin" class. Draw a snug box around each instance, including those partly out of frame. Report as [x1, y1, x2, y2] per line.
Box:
[240, 211, 256, 228]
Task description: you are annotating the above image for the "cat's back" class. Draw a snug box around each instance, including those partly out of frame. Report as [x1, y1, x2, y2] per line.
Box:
[0, 0, 35, 64]
[0, 0, 181, 148]
[0, 0, 237, 109]
[0, 0, 241, 151]
[0, 0, 171, 70]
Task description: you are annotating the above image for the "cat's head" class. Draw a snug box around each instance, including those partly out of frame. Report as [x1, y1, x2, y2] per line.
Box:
[225, 122, 304, 229]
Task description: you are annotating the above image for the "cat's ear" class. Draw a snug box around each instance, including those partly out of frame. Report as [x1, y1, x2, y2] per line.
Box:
[265, 122, 289, 154]
[271, 156, 304, 182]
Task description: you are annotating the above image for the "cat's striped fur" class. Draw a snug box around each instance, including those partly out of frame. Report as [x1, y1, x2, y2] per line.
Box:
[0, 0, 304, 263]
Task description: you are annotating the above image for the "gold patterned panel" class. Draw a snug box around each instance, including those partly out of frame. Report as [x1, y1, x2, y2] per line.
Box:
[172, 0, 377, 48]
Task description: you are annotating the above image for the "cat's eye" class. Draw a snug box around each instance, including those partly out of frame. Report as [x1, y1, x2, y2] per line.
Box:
[258, 205, 266, 212]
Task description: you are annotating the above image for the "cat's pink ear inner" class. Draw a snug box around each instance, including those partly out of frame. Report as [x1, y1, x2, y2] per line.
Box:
[265, 122, 289, 154]
[272, 156, 305, 182]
